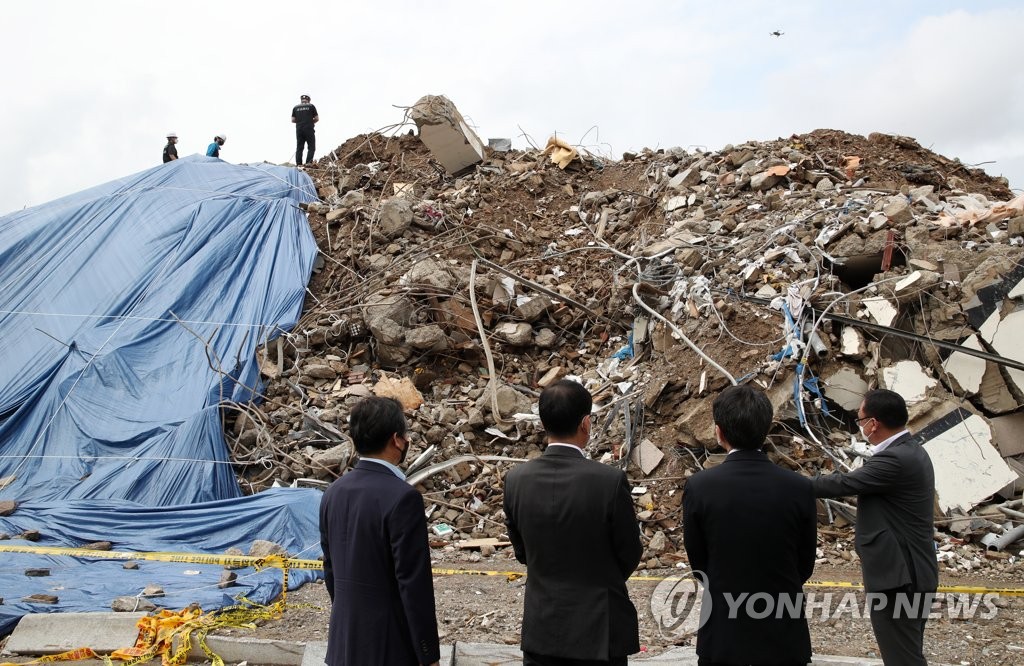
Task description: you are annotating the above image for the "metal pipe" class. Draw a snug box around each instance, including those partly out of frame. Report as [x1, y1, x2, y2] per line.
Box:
[981, 524, 1024, 551]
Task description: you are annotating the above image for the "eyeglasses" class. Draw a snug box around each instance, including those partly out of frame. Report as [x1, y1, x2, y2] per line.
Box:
[855, 416, 875, 425]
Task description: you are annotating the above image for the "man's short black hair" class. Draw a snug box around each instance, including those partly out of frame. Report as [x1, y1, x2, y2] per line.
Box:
[539, 379, 592, 439]
[861, 389, 908, 429]
[712, 384, 773, 450]
[349, 396, 406, 455]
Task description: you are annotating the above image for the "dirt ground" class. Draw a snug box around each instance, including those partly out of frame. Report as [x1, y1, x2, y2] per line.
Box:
[210, 553, 1024, 666]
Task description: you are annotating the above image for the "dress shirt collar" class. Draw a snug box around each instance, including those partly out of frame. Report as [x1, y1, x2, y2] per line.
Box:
[361, 456, 406, 480]
[871, 429, 909, 455]
[546, 442, 585, 456]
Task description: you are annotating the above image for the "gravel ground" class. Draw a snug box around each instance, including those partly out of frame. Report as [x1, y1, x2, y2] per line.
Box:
[210, 552, 1024, 666]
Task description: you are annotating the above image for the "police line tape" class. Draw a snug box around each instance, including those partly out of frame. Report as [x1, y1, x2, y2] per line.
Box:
[3, 545, 1022, 596]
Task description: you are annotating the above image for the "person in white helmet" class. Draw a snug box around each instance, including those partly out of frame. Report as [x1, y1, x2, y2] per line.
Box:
[206, 134, 227, 158]
[162, 132, 179, 163]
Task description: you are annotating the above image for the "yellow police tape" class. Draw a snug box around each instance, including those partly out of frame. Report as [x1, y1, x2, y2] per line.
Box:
[2, 544, 1022, 596]
[0, 553, 298, 666]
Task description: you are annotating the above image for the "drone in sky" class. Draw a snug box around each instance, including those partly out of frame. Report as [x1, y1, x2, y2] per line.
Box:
[770, 30, 784, 37]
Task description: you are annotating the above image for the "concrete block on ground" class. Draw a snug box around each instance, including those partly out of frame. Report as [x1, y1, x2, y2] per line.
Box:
[4, 612, 147, 654]
[411, 95, 485, 174]
[634, 646, 698, 662]
[452, 641, 522, 664]
[302, 640, 453, 666]
[189, 635, 305, 666]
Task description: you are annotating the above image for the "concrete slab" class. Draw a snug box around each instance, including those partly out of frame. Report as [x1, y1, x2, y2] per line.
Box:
[453, 641, 522, 664]
[4, 612, 147, 655]
[188, 635, 305, 666]
[300, 640, 327, 666]
[411, 95, 485, 174]
[299, 640, 453, 666]
[920, 410, 1019, 512]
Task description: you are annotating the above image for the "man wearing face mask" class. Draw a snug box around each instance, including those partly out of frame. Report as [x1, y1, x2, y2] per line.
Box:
[814, 389, 938, 666]
[319, 396, 440, 666]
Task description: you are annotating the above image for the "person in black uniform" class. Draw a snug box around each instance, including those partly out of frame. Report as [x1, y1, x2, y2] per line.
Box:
[291, 94, 319, 165]
[162, 132, 178, 163]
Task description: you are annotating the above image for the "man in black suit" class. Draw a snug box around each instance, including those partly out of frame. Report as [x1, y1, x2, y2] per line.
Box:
[503, 379, 643, 666]
[814, 389, 938, 666]
[319, 396, 440, 666]
[683, 385, 817, 666]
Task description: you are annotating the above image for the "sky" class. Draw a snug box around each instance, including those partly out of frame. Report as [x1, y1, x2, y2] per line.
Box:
[1, 1, 1022, 215]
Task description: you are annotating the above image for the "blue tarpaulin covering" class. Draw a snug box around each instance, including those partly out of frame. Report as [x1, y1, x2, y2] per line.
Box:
[0, 156, 325, 635]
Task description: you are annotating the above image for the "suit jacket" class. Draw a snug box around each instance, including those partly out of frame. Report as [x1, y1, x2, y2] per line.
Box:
[813, 433, 938, 594]
[319, 460, 440, 666]
[503, 446, 643, 660]
[682, 449, 817, 665]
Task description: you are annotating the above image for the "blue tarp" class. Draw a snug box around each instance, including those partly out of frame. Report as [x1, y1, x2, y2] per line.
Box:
[0, 156, 324, 635]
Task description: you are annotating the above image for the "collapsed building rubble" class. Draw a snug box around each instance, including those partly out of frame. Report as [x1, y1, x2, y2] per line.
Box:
[226, 111, 1024, 574]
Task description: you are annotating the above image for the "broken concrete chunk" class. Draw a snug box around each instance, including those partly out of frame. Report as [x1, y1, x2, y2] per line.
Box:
[490, 385, 533, 419]
[249, 539, 288, 559]
[24, 568, 50, 577]
[112, 596, 156, 612]
[514, 296, 551, 323]
[942, 334, 986, 395]
[534, 328, 558, 349]
[536, 366, 566, 388]
[377, 197, 414, 239]
[410, 95, 485, 174]
[495, 322, 533, 346]
[0, 499, 16, 516]
[18, 529, 41, 541]
[894, 270, 941, 302]
[372, 375, 425, 411]
[405, 325, 448, 351]
[839, 327, 865, 359]
[630, 439, 664, 476]
[880, 360, 937, 404]
[311, 443, 351, 469]
[862, 297, 898, 327]
[142, 584, 164, 598]
[882, 196, 913, 224]
[303, 363, 337, 380]
[123, 562, 139, 570]
[218, 571, 238, 589]
[823, 368, 868, 412]
[22, 594, 58, 605]
[363, 294, 414, 346]
[404, 258, 457, 291]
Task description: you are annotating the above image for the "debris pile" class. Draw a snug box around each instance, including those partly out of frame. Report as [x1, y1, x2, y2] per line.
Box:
[224, 108, 1024, 573]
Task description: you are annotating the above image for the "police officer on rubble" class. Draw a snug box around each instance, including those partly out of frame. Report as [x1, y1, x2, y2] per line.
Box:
[291, 94, 319, 166]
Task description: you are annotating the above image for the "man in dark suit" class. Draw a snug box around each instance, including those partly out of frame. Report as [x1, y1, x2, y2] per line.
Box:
[814, 389, 938, 666]
[319, 396, 440, 666]
[504, 379, 643, 666]
[683, 384, 817, 666]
